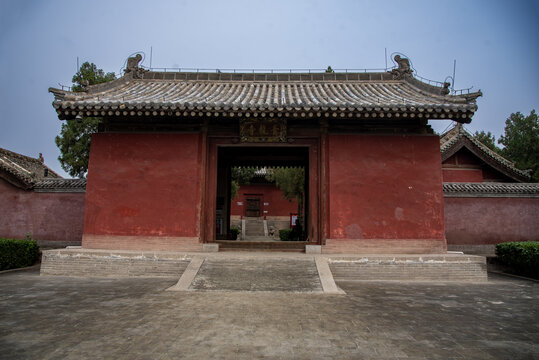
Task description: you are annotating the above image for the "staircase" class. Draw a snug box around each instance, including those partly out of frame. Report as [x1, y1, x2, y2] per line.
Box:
[215, 240, 308, 252]
[244, 217, 265, 238]
[216, 217, 306, 252]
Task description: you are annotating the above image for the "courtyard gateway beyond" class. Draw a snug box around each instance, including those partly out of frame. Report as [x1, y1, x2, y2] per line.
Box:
[49, 55, 481, 253]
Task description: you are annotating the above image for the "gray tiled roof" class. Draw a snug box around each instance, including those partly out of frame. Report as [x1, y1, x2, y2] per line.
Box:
[443, 182, 539, 197]
[30, 178, 539, 197]
[0, 148, 60, 189]
[440, 124, 531, 182]
[50, 57, 481, 122]
[34, 178, 86, 193]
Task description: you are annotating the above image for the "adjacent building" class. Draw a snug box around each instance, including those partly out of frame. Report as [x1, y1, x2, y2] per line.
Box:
[0, 148, 85, 247]
[440, 124, 538, 254]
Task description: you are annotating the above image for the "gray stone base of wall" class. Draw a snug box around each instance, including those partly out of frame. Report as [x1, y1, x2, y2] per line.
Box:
[41, 249, 191, 278]
[329, 254, 487, 282]
[38, 240, 82, 249]
[447, 244, 496, 257]
[41, 249, 487, 282]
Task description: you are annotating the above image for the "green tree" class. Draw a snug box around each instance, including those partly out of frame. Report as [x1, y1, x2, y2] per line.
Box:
[71, 62, 116, 92]
[266, 167, 305, 221]
[498, 110, 539, 182]
[230, 167, 256, 199]
[55, 62, 116, 178]
[474, 130, 501, 153]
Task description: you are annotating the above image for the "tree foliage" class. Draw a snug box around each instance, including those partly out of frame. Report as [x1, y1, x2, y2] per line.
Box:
[55, 118, 100, 178]
[230, 167, 257, 199]
[55, 62, 116, 178]
[71, 62, 116, 92]
[498, 110, 539, 182]
[267, 167, 305, 225]
[266, 167, 305, 202]
[473, 130, 501, 153]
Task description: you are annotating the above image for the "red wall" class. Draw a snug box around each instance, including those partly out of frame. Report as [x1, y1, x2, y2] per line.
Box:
[441, 149, 514, 183]
[230, 184, 297, 217]
[83, 133, 202, 249]
[327, 134, 445, 252]
[442, 169, 483, 182]
[0, 179, 84, 246]
[445, 197, 539, 246]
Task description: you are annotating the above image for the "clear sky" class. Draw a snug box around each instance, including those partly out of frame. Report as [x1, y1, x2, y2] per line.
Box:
[1, 0, 538, 177]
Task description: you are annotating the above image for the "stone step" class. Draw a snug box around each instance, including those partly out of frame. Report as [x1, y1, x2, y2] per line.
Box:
[243, 235, 277, 241]
[215, 240, 307, 252]
[245, 221, 265, 236]
[188, 257, 323, 292]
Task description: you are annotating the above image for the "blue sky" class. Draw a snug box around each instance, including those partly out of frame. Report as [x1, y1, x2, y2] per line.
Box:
[1, 0, 538, 177]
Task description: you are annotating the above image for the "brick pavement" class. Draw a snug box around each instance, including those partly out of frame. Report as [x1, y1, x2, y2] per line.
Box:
[0, 267, 537, 359]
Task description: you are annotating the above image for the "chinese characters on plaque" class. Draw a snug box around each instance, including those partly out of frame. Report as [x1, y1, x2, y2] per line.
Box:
[239, 118, 287, 143]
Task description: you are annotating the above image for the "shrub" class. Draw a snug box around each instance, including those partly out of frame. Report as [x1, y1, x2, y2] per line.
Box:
[279, 229, 292, 241]
[229, 227, 240, 240]
[495, 241, 539, 278]
[0, 237, 40, 271]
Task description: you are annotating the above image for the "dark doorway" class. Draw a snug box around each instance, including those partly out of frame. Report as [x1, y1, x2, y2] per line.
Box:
[214, 145, 309, 243]
[245, 198, 261, 217]
[203, 138, 322, 248]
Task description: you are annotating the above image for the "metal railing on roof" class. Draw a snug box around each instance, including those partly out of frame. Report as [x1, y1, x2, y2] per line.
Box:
[139, 66, 397, 74]
[451, 87, 474, 95]
[412, 73, 446, 87]
[57, 65, 474, 95]
[57, 83, 72, 91]
[411, 73, 474, 95]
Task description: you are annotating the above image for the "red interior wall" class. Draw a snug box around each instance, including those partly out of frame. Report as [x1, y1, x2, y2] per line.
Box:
[0, 179, 84, 245]
[328, 134, 445, 240]
[83, 133, 201, 238]
[442, 169, 483, 182]
[445, 197, 539, 245]
[230, 184, 297, 217]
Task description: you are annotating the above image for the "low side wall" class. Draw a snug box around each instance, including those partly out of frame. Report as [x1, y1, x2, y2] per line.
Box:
[40, 249, 488, 282]
[41, 249, 191, 277]
[445, 196, 539, 255]
[323, 238, 446, 254]
[328, 254, 487, 282]
[0, 179, 84, 247]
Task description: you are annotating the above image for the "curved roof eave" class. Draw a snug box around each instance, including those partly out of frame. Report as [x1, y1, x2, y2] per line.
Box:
[49, 56, 481, 122]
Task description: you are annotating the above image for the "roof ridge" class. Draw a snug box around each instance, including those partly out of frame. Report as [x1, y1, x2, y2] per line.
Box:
[443, 182, 539, 197]
[33, 178, 86, 192]
[0, 147, 44, 166]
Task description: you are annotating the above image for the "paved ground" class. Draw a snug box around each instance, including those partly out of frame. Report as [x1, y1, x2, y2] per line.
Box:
[189, 258, 322, 292]
[0, 268, 538, 359]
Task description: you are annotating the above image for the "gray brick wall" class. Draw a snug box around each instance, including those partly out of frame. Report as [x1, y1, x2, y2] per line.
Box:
[41, 251, 190, 278]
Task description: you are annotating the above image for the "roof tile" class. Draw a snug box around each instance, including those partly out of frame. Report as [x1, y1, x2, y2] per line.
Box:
[443, 182, 539, 197]
[0, 148, 60, 189]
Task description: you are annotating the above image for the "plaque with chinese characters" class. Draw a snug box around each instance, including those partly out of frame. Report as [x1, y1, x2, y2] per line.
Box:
[239, 118, 287, 143]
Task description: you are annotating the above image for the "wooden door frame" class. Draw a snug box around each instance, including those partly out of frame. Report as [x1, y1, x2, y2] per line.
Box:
[202, 137, 324, 245]
[245, 197, 261, 217]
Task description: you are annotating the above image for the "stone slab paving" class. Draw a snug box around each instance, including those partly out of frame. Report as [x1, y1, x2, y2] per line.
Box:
[189, 258, 323, 292]
[1, 267, 538, 359]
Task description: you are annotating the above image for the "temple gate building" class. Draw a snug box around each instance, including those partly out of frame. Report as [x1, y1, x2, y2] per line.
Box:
[439, 124, 538, 254]
[49, 55, 482, 254]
